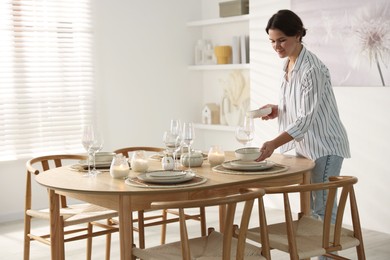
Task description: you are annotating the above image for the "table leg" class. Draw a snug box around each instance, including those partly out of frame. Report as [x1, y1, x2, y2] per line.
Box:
[118, 195, 133, 260]
[49, 189, 64, 260]
[219, 204, 226, 233]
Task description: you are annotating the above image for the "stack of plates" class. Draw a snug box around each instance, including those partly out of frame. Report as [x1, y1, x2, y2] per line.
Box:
[79, 152, 115, 169]
[221, 160, 274, 171]
[137, 171, 195, 184]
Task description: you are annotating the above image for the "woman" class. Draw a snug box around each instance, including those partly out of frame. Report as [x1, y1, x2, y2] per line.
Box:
[256, 9, 351, 223]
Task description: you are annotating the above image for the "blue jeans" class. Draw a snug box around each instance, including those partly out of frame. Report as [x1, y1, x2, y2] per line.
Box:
[311, 155, 344, 222]
[311, 155, 344, 260]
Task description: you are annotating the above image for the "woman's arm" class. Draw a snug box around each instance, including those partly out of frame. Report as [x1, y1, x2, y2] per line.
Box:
[256, 131, 293, 161]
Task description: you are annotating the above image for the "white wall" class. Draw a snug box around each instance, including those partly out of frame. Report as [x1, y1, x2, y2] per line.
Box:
[1, 0, 389, 235]
[93, 0, 202, 151]
[0, 0, 201, 223]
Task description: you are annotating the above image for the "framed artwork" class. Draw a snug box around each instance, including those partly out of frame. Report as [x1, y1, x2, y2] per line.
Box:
[292, 0, 390, 87]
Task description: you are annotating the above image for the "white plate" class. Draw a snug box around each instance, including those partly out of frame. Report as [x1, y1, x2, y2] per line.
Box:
[222, 160, 275, 171]
[78, 160, 111, 168]
[146, 171, 187, 179]
[230, 160, 267, 167]
[246, 107, 272, 118]
[138, 171, 195, 184]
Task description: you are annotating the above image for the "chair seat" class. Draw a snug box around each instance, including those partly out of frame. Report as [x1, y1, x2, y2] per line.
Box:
[27, 203, 118, 226]
[133, 230, 266, 260]
[247, 216, 360, 259]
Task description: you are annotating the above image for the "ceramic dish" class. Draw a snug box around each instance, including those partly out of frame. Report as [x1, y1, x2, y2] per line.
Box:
[221, 160, 275, 171]
[234, 147, 261, 161]
[246, 107, 272, 118]
[230, 160, 268, 167]
[138, 171, 195, 184]
[146, 171, 187, 179]
[78, 160, 112, 168]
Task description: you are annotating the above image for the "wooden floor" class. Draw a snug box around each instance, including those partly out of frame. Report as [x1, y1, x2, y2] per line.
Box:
[1, 207, 389, 259]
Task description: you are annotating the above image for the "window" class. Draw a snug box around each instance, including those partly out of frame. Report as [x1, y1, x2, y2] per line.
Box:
[0, 0, 94, 161]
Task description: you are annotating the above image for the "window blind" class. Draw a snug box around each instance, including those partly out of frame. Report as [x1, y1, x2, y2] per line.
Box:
[0, 0, 94, 161]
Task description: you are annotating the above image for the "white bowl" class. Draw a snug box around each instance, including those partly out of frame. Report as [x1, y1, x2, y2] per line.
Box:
[95, 152, 115, 163]
[235, 147, 261, 161]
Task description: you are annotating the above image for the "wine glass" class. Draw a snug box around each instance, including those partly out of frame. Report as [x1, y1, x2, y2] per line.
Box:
[170, 119, 182, 169]
[170, 119, 181, 136]
[81, 125, 94, 176]
[181, 122, 195, 172]
[235, 116, 254, 146]
[82, 125, 104, 176]
[163, 131, 180, 155]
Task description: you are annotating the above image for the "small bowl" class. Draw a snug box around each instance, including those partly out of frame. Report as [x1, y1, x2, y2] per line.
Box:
[235, 147, 261, 161]
[95, 152, 115, 163]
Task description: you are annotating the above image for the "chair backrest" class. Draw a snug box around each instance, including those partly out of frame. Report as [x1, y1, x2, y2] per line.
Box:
[113, 146, 164, 158]
[149, 188, 268, 260]
[25, 154, 87, 210]
[265, 176, 363, 257]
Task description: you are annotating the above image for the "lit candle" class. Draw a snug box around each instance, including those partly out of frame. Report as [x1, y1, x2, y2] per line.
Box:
[110, 164, 130, 179]
[208, 145, 225, 167]
[131, 158, 149, 172]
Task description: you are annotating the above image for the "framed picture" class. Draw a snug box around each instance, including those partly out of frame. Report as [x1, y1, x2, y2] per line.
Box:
[292, 0, 390, 87]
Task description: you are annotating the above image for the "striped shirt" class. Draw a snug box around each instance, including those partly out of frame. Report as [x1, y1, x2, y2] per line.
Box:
[278, 46, 351, 160]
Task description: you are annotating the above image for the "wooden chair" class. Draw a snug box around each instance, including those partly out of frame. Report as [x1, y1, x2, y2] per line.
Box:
[246, 176, 365, 260]
[113, 146, 207, 248]
[132, 188, 270, 260]
[24, 154, 119, 260]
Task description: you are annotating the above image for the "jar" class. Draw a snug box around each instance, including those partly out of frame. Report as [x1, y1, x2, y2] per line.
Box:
[208, 145, 225, 167]
[195, 39, 205, 65]
[110, 154, 130, 179]
[180, 152, 203, 167]
[130, 150, 149, 172]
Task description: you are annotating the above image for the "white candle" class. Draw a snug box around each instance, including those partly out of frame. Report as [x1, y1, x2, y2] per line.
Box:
[131, 159, 149, 172]
[208, 152, 225, 167]
[110, 164, 130, 179]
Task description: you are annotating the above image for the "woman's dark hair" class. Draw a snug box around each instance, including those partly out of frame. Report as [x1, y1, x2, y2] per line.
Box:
[266, 9, 307, 41]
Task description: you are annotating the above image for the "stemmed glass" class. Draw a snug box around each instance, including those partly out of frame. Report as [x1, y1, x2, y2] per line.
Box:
[235, 116, 255, 147]
[163, 131, 180, 156]
[170, 119, 181, 137]
[169, 119, 182, 170]
[181, 122, 195, 172]
[81, 125, 104, 176]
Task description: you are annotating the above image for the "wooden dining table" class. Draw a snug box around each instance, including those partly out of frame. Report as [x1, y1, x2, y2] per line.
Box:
[35, 151, 314, 260]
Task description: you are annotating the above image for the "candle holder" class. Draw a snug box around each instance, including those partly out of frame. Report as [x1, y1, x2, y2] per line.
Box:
[130, 150, 149, 172]
[208, 145, 225, 167]
[110, 154, 130, 179]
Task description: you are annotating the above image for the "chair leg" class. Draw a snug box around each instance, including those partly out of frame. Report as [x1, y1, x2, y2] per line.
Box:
[161, 209, 168, 245]
[199, 207, 207, 236]
[138, 211, 146, 249]
[23, 215, 31, 260]
[105, 219, 112, 260]
[86, 223, 92, 260]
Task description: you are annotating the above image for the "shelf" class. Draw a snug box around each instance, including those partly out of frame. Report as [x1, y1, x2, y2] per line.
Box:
[194, 123, 236, 132]
[187, 14, 250, 27]
[188, 64, 250, 71]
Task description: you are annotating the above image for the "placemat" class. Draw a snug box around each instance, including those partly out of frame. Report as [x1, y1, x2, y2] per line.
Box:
[212, 164, 288, 175]
[69, 164, 110, 173]
[149, 153, 208, 161]
[125, 175, 207, 189]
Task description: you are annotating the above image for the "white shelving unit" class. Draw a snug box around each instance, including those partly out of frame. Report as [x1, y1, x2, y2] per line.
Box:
[187, 14, 250, 133]
[186, 14, 250, 27]
[193, 123, 236, 132]
[188, 63, 250, 71]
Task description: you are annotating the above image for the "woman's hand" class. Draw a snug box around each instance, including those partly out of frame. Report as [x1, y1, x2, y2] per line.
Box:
[260, 104, 278, 120]
[256, 132, 293, 162]
[256, 141, 276, 162]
